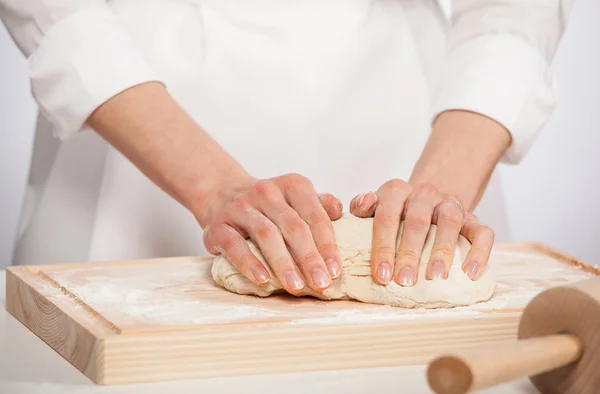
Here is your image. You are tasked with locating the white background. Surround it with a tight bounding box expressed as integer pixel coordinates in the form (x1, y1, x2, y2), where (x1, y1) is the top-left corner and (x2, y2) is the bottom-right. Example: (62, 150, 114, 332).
(1, 0, 599, 268)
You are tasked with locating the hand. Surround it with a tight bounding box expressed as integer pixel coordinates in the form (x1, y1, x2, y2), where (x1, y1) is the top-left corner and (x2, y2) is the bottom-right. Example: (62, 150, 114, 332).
(198, 173, 343, 294)
(349, 180, 494, 286)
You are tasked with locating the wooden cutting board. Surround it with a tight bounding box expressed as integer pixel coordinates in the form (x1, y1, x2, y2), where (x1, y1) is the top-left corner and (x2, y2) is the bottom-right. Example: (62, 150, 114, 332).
(5, 242, 598, 385)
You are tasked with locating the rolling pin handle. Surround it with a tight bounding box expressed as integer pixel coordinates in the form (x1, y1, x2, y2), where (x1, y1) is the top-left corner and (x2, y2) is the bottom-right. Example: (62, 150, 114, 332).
(427, 333, 583, 394)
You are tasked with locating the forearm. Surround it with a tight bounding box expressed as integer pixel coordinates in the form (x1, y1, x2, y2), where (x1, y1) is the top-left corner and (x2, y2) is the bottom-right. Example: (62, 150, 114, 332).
(86, 82, 249, 225)
(409, 110, 511, 211)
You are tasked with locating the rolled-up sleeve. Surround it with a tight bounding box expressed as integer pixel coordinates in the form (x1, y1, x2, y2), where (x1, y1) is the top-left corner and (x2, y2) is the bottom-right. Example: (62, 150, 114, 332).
(432, 0, 573, 164)
(0, 0, 162, 139)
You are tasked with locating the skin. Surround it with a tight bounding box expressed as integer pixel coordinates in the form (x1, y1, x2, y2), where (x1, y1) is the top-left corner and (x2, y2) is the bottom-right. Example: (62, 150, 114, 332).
(87, 82, 343, 294)
(87, 82, 508, 293)
(350, 110, 510, 285)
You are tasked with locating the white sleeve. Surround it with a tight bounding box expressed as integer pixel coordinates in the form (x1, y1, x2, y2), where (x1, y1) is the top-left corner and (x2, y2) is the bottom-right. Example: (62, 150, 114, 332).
(0, 0, 162, 140)
(432, 0, 573, 164)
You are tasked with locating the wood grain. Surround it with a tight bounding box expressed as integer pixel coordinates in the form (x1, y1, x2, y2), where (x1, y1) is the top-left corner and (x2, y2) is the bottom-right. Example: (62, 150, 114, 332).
(5, 242, 598, 385)
(427, 334, 583, 393)
(5, 268, 108, 382)
(427, 274, 600, 394)
(520, 277, 600, 394)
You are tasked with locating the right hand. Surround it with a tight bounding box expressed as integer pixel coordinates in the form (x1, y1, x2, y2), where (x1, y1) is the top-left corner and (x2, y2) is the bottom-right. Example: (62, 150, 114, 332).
(198, 173, 343, 294)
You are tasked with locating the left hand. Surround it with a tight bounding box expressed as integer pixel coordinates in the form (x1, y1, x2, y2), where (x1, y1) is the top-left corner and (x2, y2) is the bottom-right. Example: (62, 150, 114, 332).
(349, 179, 494, 286)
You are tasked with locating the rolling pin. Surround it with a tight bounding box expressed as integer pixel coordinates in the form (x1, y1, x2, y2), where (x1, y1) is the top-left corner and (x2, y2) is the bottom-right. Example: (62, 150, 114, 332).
(427, 275, 600, 394)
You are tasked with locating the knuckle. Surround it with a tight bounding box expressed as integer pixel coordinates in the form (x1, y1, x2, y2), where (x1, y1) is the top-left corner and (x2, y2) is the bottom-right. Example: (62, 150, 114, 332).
(442, 194, 463, 207)
(256, 222, 277, 240)
(269, 256, 293, 271)
(383, 178, 410, 193)
(237, 252, 259, 269)
(209, 222, 228, 238)
(305, 210, 329, 227)
(285, 217, 310, 237)
(231, 194, 250, 212)
(375, 205, 400, 227)
(221, 233, 242, 251)
(317, 240, 338, 256)
(479, 226, 495, 243)
(298, 250, 323, 266)
(374, 244, 397, 258)
(430, 244, 455, 259)
(397, 249, 419, 262)
(417, 182, 438, 196)
(405, 212, 431, 231)
(251, 181, 279, 201)
(284, 173, 310, 188)
(378, 212, 398, 228)
(438, 205, 464, 227)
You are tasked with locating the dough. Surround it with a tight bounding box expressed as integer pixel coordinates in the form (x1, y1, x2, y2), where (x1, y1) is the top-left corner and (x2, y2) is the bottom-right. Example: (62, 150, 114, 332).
(211, 214, 495, 308)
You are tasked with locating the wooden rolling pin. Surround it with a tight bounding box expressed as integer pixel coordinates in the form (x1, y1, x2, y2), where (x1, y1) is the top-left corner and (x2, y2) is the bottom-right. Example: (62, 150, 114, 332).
(427, 276, 600, 394)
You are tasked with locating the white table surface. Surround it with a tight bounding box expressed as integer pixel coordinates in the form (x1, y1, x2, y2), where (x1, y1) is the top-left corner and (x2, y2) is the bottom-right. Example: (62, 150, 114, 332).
(0, 269, 539, 394)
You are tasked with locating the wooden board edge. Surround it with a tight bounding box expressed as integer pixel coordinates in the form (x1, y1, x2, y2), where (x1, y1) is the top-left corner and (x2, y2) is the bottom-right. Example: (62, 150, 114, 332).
(498, 242, 600, 275)
(99, 313, 521, 385)
(6, 255, 212, 274)
(5, 269, 107, 384)
(5, 268, 117, 337)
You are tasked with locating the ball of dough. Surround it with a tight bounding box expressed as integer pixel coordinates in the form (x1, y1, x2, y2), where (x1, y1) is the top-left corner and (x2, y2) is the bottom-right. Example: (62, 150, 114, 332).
(211, 214, 495, 308)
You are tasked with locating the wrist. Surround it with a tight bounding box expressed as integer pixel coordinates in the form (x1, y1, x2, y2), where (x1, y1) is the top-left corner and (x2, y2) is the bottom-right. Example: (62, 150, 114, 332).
(183, 167, 255, 228)
(409, 110, 510, 211)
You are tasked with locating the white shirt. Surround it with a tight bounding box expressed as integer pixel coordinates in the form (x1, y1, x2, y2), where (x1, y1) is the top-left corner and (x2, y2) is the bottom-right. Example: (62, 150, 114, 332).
(0, 0, 572, 265)
(0, 0, 572, 162)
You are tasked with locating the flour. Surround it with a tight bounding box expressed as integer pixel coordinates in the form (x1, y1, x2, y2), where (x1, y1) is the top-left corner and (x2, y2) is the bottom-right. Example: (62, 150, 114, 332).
(38, 246, 595, 330)
(44, 262, 284, 327)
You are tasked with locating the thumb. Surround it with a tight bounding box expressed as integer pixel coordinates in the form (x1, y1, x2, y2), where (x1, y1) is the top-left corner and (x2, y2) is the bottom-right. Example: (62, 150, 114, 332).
(318, 193, 343, 220)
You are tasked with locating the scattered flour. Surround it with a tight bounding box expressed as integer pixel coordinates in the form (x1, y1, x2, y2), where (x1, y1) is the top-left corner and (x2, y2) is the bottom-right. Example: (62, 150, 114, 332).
(38, 247, 595, 329)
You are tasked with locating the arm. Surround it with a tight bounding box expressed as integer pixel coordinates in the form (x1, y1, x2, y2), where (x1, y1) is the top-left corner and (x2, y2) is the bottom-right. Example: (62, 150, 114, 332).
(351, 0, 573, 286)
(412, 0, 574, 210)
(86, 83, 344, 292)
(85, 82, 250, 226)
(0, 0, 243, 223)
(1, 1, 342, 293)
(409, 110, 510, 211)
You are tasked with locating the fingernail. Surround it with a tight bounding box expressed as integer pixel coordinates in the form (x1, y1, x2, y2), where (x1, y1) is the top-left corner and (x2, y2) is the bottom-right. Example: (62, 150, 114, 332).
(311, 268, 331, 289)
(355, 193, 366, 208)
(377, 262, 393, 284)
(286, 272, 305, 291)
(397, 266, 415, 287)
(325, 258, 340, 279)
(430, 261, 446, 280)
(253, 267, 270, 284)
(464, 262, 479, 280)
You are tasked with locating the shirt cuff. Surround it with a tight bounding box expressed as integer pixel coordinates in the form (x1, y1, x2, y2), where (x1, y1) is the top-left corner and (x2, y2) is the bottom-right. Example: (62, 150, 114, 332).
(432, 35, 557, 164)
(28, 7, 162, 140)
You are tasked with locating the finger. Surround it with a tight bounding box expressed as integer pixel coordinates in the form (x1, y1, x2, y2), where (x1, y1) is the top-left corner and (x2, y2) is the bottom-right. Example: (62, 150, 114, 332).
(229, 198, 307, 294)
(252, 184, 335, 290)
(426, 197, 464, 281)
(274, 174, 342, 289)
(252, 177, 341, 291)
(396, 183, 442, 284)
(318, 193, 343, 220)
(204, 222, 271, 286)
(371, 180, 411, 285)
(460, 213, 495, 280)
(350, 191, 378, 218)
